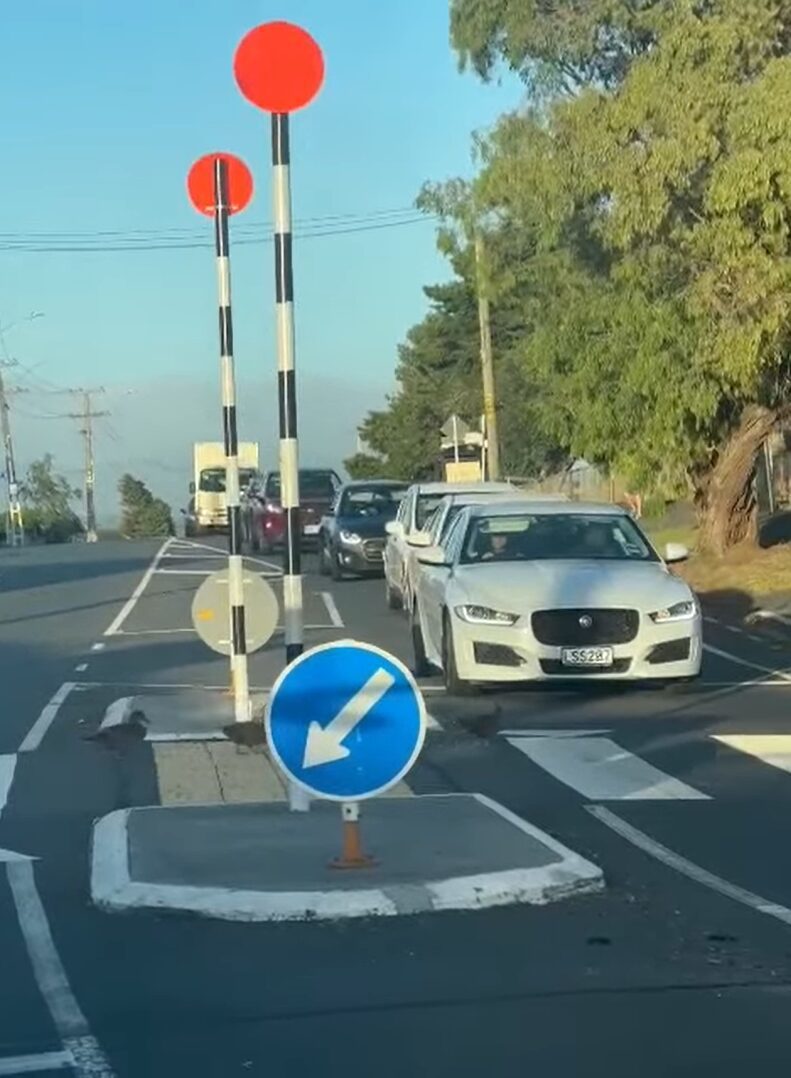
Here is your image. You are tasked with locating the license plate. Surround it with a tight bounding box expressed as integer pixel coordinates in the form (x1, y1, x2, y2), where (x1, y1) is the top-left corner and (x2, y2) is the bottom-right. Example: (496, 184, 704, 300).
(561, 647, 613, 668)
(303, 523, 320, 535)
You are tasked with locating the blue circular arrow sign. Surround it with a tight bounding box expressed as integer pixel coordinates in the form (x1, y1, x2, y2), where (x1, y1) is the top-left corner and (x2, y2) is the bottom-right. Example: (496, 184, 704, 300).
(266, 640, 427, 801)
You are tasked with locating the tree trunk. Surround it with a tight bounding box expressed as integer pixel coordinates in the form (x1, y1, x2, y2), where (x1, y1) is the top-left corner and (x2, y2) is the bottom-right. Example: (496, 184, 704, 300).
(696, 405, 777, 556)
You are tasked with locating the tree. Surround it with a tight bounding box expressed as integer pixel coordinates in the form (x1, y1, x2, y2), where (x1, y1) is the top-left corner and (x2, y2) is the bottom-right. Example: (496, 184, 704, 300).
(119, 474, 174, 538)
(21, 454, 83, 542)
(343, 453, 392, 480)
(451, 0, 791, 552)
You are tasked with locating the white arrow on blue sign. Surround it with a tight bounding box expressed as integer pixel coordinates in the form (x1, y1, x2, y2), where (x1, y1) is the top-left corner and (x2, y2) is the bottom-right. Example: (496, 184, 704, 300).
(265, 640, 427, 801)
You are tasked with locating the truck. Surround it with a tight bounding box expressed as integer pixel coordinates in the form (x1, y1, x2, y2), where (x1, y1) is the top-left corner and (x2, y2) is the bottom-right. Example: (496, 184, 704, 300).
(189, 442, 260, 534)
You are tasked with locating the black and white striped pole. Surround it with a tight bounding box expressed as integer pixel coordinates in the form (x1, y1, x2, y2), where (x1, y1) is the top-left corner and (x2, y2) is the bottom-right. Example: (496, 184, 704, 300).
(187, 151, 255, 723)
(234, 22, 325, 670)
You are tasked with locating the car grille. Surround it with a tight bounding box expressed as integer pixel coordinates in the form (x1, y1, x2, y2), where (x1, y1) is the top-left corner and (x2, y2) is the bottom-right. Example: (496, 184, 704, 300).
(532, 609, 639, 646)
(540, 658, 632, 676)
(647, 638, 691, 665)
(362, 539, 385, 562)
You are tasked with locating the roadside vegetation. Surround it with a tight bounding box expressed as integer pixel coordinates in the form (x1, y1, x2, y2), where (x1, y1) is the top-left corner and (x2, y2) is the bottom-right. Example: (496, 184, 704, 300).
(351, 2, 791, 565)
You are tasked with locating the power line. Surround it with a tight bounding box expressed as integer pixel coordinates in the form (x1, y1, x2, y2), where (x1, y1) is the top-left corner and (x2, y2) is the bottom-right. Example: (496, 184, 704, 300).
(0, 214, 432, 254)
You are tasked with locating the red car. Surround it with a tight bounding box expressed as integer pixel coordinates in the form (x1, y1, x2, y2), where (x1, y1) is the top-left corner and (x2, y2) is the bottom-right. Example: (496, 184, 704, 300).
(244, 468, 341, 553)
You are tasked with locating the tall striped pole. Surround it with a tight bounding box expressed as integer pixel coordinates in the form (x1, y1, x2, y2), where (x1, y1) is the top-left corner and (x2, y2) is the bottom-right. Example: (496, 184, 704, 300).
(272, 113, 303, 667)
(213, 157, 251, 724)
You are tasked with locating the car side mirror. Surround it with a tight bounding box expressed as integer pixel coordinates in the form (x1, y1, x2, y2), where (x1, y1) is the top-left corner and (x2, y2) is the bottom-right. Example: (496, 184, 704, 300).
(665, 542, 689, 564)
(418, 546, 450, 567)
(408, 530, 431, 548)
(385, 521, 404, 538)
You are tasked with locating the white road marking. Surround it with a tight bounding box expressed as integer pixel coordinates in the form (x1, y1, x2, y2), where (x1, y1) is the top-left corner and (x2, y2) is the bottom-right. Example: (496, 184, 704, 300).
(0, 755, 16, 815)
(425, 712, 440, 730)
(113, 624, 340, 636)
(154, 567, 282, 579)
(18, 683, 76, 754)
(90, 643, 105, 652)
(751, 609, 791, 627)
(714, 734, 791, 775)
(589, 805, 791, 926)
(0, 1051, 73, 1074)
(103, 538, 171, 636)
(320, 591, 344, 628)
(507, 735, 709, 800)
(704, 643, 791, 682)
(303, 667, 396, 768)
(75, 663, 88, 672)
(6, 859, 116, 1076)
(499, 729, 612, 739)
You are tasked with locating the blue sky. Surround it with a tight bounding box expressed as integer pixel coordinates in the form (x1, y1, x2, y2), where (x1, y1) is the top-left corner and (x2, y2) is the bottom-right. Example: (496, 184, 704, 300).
(1, 0, 521, 516)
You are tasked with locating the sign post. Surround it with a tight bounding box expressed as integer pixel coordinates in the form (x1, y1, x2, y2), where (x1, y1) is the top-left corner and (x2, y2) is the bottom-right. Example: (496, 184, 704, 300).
(233, 21, 325, 671)
(266, 641, 427, 866)
(187, 151, 255, 723)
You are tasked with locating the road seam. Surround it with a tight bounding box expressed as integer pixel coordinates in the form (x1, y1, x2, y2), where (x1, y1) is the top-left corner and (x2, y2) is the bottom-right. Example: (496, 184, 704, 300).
(588, 805, 791, 927)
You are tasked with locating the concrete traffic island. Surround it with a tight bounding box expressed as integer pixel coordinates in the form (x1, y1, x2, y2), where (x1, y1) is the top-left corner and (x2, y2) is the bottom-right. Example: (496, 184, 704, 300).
(91, 794, 604, 922)
(98, 690, 269, 743)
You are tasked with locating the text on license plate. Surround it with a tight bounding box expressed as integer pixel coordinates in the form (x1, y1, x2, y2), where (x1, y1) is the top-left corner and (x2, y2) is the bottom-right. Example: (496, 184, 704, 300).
(303, 523, 320, 535)
(561, 647, 613, 668)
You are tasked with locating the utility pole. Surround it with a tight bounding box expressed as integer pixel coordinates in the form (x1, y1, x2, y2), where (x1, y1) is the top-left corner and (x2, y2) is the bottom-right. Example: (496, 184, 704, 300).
(60, 389, 109, 543)
(474, 231, 501, 481)
(0, 362, 24, 546)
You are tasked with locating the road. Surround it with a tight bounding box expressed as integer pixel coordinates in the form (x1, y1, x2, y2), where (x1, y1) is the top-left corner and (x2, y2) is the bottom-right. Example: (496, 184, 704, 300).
(2, 536, 791, 1075)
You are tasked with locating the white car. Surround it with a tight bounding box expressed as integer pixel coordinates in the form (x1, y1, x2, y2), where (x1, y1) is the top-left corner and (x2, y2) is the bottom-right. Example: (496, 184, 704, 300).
(411, 500, 702, 694)
(402, 491, 568, 615)
(383, 480, 515, 610)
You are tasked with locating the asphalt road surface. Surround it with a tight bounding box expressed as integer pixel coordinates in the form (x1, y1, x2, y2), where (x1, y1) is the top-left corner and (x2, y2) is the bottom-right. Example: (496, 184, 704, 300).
(3, 535, 791, 1075)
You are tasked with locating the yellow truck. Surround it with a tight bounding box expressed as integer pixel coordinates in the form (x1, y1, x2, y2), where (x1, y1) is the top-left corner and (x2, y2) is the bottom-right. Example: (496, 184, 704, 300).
(189, 441, 259, 533)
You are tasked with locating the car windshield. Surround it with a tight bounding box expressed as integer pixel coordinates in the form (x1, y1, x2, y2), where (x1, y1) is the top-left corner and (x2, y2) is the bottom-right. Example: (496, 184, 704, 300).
(265, 472, 337, 500)
(199, 468, 257, 493)
(339, 487, 406, 518)
(460, 512, 658, 565)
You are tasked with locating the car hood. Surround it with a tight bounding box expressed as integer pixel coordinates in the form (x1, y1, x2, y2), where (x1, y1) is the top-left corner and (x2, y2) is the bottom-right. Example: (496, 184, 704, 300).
(335, 515, 391, 538)
(451, 559, 694, 613)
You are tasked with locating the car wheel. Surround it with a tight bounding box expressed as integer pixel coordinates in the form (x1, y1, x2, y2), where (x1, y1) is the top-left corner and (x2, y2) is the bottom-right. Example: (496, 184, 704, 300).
(331, 550, 344, 582)
(385, 577, 402, 611)
(442, 613, 477, 697)
(318, 541, 331, 576)
(411, 605, 432, 678)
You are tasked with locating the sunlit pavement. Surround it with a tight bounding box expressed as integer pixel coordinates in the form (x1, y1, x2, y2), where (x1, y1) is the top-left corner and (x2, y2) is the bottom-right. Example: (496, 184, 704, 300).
(2, 539, 791, 1075)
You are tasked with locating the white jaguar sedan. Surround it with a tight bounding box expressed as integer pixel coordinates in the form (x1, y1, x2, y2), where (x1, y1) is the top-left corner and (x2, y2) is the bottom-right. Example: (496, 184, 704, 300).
(411, 500, 702, 694)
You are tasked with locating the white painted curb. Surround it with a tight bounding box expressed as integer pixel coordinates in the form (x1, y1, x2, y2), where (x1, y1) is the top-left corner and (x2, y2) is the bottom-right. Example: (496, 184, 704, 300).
(99, 697, 136, 732)
(90, 797, 604, 923)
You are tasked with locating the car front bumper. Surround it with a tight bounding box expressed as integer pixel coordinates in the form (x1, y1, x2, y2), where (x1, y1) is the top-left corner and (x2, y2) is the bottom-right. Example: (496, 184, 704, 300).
(451, 611, 703, 683)
(337, 541, 386, 575)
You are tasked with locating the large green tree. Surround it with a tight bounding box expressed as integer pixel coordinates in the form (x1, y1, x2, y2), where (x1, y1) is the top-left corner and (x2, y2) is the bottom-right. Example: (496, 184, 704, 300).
(21, 454, 83, 542)
(119, 474, 173, 538)
(451, 0, 791, 553)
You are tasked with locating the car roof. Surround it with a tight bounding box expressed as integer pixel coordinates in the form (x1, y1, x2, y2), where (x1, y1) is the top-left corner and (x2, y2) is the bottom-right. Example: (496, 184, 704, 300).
(463, 499, 629, 518)
(434, 491, 524, 509)
(341, 479, 408, 490)
(411, 481, 515, 495)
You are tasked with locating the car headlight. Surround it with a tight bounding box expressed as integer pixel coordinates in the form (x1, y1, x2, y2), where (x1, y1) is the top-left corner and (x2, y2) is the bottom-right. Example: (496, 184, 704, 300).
(649, 599, 698, 624)
(455, 605, 519, 626)
(340, 530, 362, 545)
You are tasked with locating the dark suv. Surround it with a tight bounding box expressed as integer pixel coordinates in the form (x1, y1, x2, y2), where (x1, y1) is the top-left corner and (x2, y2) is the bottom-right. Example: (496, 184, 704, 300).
(244, 468, 341, 553)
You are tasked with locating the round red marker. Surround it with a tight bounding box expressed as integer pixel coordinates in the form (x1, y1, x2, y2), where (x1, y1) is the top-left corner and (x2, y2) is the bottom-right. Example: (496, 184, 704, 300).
(186, 153, 254, 217)
(234, 21, 325, 114)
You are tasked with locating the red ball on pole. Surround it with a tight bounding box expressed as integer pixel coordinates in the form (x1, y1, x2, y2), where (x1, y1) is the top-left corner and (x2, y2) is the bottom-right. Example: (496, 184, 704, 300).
(233, 21, 325, 114)
(186, 153, 254, 216)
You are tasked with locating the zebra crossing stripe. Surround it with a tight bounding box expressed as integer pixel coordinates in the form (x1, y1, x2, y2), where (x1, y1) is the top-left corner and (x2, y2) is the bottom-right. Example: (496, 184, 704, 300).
(714, 734, 791, 775)
(506, 735, 710, 800)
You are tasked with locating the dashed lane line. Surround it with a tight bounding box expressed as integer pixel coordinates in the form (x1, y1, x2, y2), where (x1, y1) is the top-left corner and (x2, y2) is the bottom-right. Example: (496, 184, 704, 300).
(703, 642, 791, 682)
(320, 591, 344, 628)
(18, 683, 77, 754)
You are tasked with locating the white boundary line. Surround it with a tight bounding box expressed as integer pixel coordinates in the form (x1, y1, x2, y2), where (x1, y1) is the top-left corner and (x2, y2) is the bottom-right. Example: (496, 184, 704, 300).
(0, 1051, 73, 1074)
(103, 538, 171, 637)
(18, 683, 77, 754)
(320, 591, 344, 628)
(588, 805, 791, 927)
(703, 643, 791, 682)
(0, 755, 16, 816)
(6, 860, 115, 1076)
